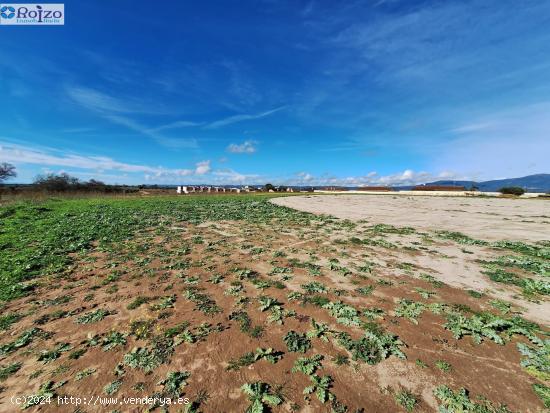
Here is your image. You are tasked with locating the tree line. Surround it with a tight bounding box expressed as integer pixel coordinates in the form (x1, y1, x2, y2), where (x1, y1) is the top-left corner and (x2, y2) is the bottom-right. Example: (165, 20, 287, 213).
(0, 163, 137, 193)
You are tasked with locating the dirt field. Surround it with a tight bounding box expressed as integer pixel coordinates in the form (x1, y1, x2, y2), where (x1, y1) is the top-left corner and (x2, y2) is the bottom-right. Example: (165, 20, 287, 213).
(272, 194, 550, 242)
(273, 194, 550, 324)
(0, 196, 548, 412)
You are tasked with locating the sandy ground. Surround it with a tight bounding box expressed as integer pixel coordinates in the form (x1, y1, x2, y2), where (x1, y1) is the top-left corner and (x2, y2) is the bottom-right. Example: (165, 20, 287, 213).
(272, 194, 550, 242)
(273, 194, 550, 325)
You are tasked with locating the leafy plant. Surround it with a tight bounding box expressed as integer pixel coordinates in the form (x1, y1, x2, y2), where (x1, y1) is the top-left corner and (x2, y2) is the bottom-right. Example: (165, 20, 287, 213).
(123, 337, 174, 372)
(395, 300, 425, 324)
(76, 308, 113, 324)
(102, 331, 127, 351)
(363, 307, 385, 320)
(258, 296, 280, 312)
(489, 300, 512, 315)
(254, 347, 283, 364)
(419, 274, 444, 288)
(283, 331, 312, 353)
(436, 231, 488, 246)
(229, 310, 264, 338)
(435, 360, 452, 372)
(0, 362, 22, 381)
(323, 301, 361, 326)
(184, 287, 221, 315)
(336, 330, 406, 364)
(0, 313, 22, 331)
(414, 288, 435, 299)
(227, 352, 257, 371)
(75, 367, 96, 381)
(69, 348, 87, 360)
(227, 348, 283, 371)
(355, 285, 375, 295)
(444, 312, 542, 345)
(0, 327, 48, 356)
(151, 295, 176, 310)
(301, 281, 327, 294)
(532, 383, 550, 409)
(241, 382, 282, 413)
(434, 386, 513, 413)
(22, 380, 66, 409)
(307, 319, 331, 342)
(127, 296, 151, 310)
(517, 340, 550, 381)
(395, 389, 417, 412)
(303, 375, 334, 403)
(333, 354, 349, 366)
(104, 379, 122, 395)
(467, 290, 483, 298)
(159, 371, 190, 398)
(292, 354, 323, 375)
(130, 319, 154, 339)
(37, 342, 71, 364)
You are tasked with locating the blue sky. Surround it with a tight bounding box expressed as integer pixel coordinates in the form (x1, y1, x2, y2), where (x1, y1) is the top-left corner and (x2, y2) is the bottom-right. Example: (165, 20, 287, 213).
(1, 0, 549, 185)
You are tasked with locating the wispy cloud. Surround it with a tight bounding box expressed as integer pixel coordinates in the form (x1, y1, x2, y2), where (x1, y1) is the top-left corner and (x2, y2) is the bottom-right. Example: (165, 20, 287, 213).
(226, 140, 258, 154)
(148, 120, 203, 133)
(450, 122, 495, 134)
(66, 86, 163, 114)
(204, 107, 286, 129)
(150, 106, 285, 134)
(435, 102, 550, 180)
(105, 114, 198, 149)
(0, 141, 208, 177)
(66, 86, 197, 149)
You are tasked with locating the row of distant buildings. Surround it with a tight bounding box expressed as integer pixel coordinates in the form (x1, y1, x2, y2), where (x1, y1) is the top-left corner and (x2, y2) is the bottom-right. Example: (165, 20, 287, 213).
(176, 185, 315, 194)
(176, 184, 469, 194)
(319, 185, 468, 192)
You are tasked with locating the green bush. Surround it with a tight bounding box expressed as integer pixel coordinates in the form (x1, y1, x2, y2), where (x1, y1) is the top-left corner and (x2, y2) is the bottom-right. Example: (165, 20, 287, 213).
(499, 186, 525, 196)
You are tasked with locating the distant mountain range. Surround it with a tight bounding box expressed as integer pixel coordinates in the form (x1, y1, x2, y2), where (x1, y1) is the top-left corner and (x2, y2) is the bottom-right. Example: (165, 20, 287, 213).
(414, 173, 550, 193)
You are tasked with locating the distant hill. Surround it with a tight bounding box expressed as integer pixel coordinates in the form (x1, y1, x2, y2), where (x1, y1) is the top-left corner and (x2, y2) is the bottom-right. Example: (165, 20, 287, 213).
(425, 174, 550, 193)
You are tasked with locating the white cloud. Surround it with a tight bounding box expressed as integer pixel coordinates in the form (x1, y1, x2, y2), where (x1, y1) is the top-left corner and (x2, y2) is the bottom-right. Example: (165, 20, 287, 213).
(195, 160, 211, 175)
(285, 169, 463, 186)
(226, 140, 257, 154)
(212, 169, 261, 184)
(0, 140, 267, 185)
(296, 172, 314, 183)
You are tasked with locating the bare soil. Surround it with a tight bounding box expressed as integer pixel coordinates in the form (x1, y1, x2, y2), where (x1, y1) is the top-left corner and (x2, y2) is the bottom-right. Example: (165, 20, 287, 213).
(272, 194, 550, 242)
(0, 204, 548, 412)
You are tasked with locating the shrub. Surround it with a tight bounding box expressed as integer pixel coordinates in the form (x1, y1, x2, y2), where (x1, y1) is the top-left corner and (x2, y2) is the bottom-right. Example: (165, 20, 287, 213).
(499, 187, 525, 196)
